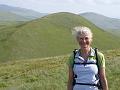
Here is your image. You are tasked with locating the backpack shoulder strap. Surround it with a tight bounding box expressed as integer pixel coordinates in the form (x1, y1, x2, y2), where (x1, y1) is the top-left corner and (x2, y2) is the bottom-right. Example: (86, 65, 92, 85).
(72, 49, 78, 85)
(73, 49, 78, 59)
(94, 48, 99, 69)
(94, 48, 103, 89)
(72, 49, 78, 68)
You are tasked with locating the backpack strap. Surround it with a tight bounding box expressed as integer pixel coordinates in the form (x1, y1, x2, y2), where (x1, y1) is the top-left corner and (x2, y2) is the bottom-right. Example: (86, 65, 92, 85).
(72, 49, 78, 67)
(72, 49, 78, 85)
(94, 48, 103, 89)
(94, 48, 99, 69)
(73, 49, 78, 59)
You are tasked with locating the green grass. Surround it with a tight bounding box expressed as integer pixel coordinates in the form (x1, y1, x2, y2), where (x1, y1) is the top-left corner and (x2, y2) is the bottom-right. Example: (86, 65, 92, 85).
(0, 55, 68, 90)
(0, 49, 120, 90)
(104, 29, 120, 37)
(0, 12, 120, 61)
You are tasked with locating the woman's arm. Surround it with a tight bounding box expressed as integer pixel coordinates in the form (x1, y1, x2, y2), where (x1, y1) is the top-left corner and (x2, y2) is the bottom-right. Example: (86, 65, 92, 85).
(99, 67, 108, 90)
(67, 66, 74, 90)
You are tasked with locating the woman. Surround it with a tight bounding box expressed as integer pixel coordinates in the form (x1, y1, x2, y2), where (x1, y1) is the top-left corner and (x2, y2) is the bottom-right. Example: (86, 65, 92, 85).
(67, 26, 108, 90)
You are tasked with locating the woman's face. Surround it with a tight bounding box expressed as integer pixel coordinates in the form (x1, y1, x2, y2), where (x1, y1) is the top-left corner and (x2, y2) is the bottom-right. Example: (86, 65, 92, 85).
(77, 34, 92, 49)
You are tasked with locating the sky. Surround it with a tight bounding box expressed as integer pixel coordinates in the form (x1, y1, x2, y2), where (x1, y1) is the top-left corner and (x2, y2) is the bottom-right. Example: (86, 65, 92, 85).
(0, 0, 120, 19)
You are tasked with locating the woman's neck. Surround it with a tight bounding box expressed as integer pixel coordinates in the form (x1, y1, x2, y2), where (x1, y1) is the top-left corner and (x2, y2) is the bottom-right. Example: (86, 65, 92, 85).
(80, 47, 91, 60)
(81, 47, 91, 54)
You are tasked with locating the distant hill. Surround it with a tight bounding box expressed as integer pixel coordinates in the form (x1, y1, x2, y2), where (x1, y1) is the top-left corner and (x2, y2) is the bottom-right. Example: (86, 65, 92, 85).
(80, 12, 120, 30)
(0, 11, 29, 21)
(80, 12, 120, 37)
(0, 4, 47, 21)
(0, 12, 120, 61)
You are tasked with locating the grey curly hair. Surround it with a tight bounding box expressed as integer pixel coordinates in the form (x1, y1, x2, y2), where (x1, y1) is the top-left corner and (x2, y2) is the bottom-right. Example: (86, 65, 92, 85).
(72, 26, 93, 38)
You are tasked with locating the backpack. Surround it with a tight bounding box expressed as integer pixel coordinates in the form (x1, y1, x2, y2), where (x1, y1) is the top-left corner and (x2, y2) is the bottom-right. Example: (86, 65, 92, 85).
(72, 48, 102, 90)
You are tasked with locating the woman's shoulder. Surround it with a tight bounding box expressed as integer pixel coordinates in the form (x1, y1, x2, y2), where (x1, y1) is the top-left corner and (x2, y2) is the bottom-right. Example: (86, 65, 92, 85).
(96, 50, 105, 68)
(91, 48, 104, 58)
(67, 53, 74, 67)
(97, 50, 105, 59)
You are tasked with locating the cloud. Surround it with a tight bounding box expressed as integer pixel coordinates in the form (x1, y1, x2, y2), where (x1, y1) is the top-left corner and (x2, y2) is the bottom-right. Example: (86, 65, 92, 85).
(65, 0, 120, 5)
(93, 0, 120, 5)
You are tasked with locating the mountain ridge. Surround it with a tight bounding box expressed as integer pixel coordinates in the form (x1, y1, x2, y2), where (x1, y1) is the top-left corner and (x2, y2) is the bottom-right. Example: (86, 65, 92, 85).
(80, 12, 120, 30)
(0, 4, 48, 21)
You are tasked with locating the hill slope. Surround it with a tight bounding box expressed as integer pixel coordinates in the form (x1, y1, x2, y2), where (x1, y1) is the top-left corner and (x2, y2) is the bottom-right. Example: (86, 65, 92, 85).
(80, 12, 120, 36)
(0, 12, 120, 61)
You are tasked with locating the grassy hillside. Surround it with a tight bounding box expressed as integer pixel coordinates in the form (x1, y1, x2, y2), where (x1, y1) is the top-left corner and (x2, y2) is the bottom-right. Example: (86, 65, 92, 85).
(0, 12, 120, 61)
(0, 50, 120, 90)
(105, 29, 120, 37)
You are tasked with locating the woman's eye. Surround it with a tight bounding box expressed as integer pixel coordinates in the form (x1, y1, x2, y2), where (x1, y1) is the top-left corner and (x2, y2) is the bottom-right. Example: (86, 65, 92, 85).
(85, 37, 89, 40)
